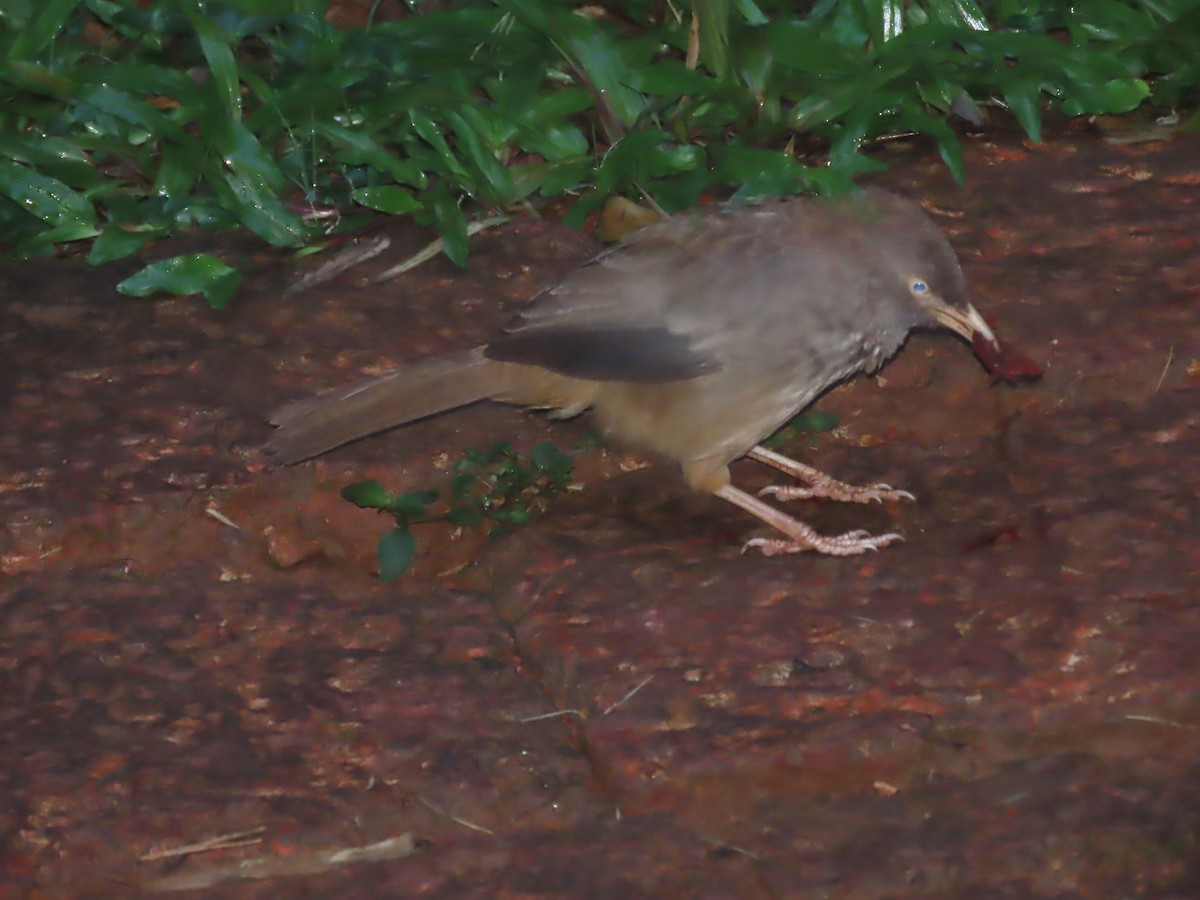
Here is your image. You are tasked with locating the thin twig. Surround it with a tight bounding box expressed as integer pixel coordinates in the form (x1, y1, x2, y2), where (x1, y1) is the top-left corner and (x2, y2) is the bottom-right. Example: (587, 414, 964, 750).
(1155, 345, 1174, 393)
(205, 506, 241, 530)
(286, 236, 391, 296)
(603, 675, 653, 715)
(1124, 714, 1194, 729)
(140, 827, 266, 862)
(519, 708, 587, 723)
(696, 834, 760, 860)
(418, 795, 495, 835)
(146, 833, 418, 892)
(373, 215, 509, 282)
(631, 183, 669, 219)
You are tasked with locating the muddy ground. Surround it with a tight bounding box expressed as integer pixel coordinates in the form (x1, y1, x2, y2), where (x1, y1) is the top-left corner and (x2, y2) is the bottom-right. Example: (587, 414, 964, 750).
(2, 122, 1198, 897)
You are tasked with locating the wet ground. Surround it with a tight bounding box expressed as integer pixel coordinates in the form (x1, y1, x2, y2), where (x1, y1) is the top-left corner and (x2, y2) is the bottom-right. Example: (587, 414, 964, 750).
(2, 122, 1198, 897)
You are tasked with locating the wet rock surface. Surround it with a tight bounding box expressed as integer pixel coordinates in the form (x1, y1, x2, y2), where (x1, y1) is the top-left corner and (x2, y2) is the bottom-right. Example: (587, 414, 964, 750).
(2, 124, 1198, 896)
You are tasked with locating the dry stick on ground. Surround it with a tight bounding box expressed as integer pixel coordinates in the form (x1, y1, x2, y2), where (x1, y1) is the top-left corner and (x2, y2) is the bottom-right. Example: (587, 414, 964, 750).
(145, 833, 419, 892)
(139, 827, 267, 862)
(417, 795, 495, 836)
(286, 236, 392, 296)
(373, 215, 510, 282)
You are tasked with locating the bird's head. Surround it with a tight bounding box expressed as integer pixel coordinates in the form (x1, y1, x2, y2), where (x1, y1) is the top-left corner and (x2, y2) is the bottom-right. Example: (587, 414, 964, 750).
(902, 235, 999, 357)
(871, 203, 1041, 383)
(860, 192, 1001, 361)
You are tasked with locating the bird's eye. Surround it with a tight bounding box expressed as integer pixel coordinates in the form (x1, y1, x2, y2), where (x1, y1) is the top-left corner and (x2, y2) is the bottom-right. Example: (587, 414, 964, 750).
(909, 278, 929, 295)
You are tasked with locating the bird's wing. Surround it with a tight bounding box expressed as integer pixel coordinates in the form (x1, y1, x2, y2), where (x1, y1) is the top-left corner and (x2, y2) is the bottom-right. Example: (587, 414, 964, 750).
(485, 214, 721, 383)
(486, 198, 892, 384)
(485, 325, 717, 383)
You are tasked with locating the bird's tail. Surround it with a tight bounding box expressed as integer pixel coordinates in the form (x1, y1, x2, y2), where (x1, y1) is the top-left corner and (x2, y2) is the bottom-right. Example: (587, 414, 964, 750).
(267, 347, 495, 463)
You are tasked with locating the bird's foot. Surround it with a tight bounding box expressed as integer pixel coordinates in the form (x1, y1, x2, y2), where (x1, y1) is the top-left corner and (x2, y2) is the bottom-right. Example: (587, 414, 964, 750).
(714, 482, 906, 558)
(746, 445, 915, 505)
(744, 529, 903, 557)
(759, 480, 915, 505)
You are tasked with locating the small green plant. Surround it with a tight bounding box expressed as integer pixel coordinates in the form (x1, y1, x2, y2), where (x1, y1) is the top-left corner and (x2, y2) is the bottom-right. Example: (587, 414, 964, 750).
(764, 409, 839, 449)
(341, 440, 575, 581)
(3, 1, 1197, 305)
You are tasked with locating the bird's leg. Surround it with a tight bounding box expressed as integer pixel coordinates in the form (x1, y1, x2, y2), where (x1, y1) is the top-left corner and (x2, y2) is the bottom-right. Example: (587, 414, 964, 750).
(714, 483, 903, 557)
(746, 445, 916, 505)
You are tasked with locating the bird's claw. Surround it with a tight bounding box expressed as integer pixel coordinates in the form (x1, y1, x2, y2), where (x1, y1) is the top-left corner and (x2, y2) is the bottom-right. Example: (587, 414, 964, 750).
(743, 530, 903, 557)
(758, 483, 915, 505)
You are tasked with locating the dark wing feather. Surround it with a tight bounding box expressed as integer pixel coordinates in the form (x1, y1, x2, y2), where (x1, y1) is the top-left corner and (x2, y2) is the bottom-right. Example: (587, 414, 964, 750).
(485, 326, 718, 383)
(484, 214, 723, 383)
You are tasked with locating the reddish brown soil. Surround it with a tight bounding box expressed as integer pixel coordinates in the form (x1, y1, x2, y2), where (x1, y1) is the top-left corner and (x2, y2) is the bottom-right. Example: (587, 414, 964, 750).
(2, 123, 1198, 897)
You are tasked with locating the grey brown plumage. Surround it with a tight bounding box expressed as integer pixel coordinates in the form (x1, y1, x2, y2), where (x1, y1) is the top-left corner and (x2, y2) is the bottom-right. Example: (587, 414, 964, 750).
(268, 190, 1002, 556)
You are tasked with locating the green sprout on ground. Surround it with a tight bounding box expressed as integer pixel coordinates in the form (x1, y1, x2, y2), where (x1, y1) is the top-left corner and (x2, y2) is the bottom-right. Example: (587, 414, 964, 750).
(764, 409, 840, 449)
(341, 440, 575, 581)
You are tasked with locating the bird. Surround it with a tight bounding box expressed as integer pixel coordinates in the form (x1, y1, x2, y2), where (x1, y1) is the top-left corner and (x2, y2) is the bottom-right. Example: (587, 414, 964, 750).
(268, 189, 1008, 556)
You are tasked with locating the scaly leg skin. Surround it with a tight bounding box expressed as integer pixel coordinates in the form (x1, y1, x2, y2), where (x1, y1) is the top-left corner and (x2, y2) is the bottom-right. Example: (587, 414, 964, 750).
(715, 483, 903, 557)
(746, 445, 916, 505)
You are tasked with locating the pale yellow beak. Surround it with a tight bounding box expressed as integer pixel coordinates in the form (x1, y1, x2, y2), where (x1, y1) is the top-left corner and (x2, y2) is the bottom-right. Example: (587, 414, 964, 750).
(931, 301, 999, 350)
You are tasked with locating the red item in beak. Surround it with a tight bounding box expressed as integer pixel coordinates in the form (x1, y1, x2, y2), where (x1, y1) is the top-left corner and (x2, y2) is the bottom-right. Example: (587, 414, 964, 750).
(971, 330, 1043, 384)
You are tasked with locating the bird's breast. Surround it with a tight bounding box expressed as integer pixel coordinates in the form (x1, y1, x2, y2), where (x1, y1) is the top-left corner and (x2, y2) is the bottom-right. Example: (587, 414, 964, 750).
(586, 334, 879, 471)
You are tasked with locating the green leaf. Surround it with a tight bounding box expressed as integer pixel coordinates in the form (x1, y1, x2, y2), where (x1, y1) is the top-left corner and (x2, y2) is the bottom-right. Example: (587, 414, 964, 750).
(387, 490, 439, 517)
(787, 410, 838, 432)
(626, 61, 720, 96)
(562, 192, 606, 229)
(316, 121, 426, 188)
(116, 254, 239, 305)
(73, 61, 206, 110)
(731, 28, 773, 94)
(430, 187, 469, 268)
(511, 158, 593, 200)
(863, 0, 906, 45)
(182, 7, 242, 119)
(77, 84, 186, 143)
(767, 22, 859, 76)
(1060, 78, 1151, 116)
(446, 107, 517, 204)
(450, 472, 477, 498)
(407, 111, 471, 180)
(25, 221, 101, 246)
(594, 130, 702, 197)
(513, 85, 594, 124)
(352, 186, 421, 215)
(203, 268, 242, 310)
(377, 528, 416, 582)
(529, 442, 573, 475)
(0, 160, 95, 228)
(694, 0, 731, 79)
(0, 133, 95, 184)
(711, 142, 816, 199)
(444, 507, 486, 526)
(8, 0, 77, 59)
(342, 480, 395, 509)
(1003, 79, 1043, 142)
(155, 141, 203, 199)
(906, 112, 965, 184)
(496, 0, 649, 129)
(89, 227, 157, 264)
(0, 58, 75, 96)
(168, 198, 239, 231)
(496, 508, 532, 525)
(218, 120, 287, 195)
(210, 169, 308, 247)
(922, 0, 989, 31)
(732, 0, 769, 27)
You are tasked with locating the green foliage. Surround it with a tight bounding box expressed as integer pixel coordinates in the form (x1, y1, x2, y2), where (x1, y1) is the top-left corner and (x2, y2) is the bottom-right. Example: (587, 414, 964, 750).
(116, 252, 242, 308)
(764, 409, 839, 448)
(341, 440, 575, 580)
(0, 0, 1195, 302)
